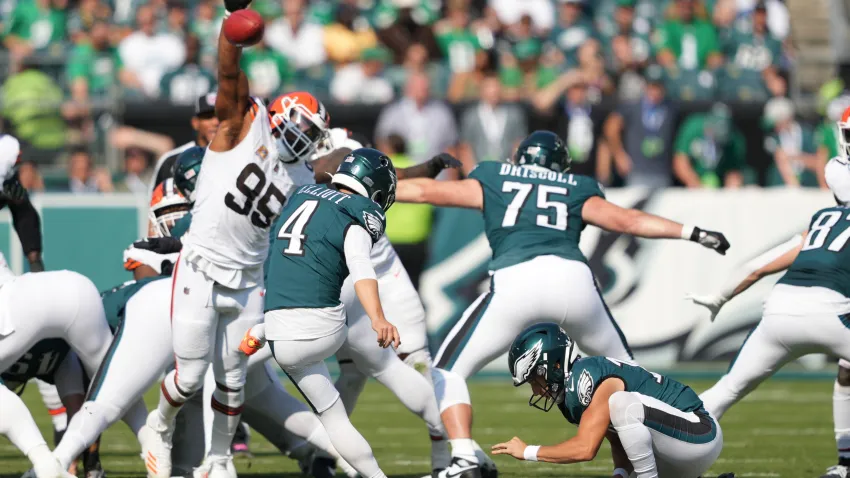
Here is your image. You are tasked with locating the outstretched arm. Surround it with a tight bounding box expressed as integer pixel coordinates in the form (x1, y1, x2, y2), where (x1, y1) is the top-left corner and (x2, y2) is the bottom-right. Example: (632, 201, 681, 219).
(396, 178, 483, 209)
(209, 6, 251, 152)
(581, 196, 730, 254)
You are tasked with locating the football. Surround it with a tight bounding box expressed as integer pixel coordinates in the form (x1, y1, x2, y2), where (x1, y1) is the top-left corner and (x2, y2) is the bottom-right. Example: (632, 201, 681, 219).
(222, 9, 264, 47)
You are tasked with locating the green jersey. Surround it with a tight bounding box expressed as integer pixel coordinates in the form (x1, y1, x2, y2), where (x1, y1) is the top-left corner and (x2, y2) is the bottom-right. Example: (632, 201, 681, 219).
(435, 26, 480, 73)
(673, 114, 746, 187)
(1, 339, 70, 386)
(240, 48, 292, 98)
(724, 30, 781, 73)
(469, 161, 604, 272)
(66, 44, 123, 96)
(101, 276, 167, 329)
(779, 206, 850, 297)
(3, 1, 66, 51)
(265, 184, 386, 311)
(548, 19, 596, 64)
(159, 64, 217, 105)
(653, 19, 720, 70)
(560, 356, 712, 443)
(816, 122, 840, 159)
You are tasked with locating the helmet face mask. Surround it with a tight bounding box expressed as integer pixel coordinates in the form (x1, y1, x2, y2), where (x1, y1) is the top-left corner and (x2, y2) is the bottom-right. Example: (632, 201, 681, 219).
(508, 322, 577, 413)
(269, 93, 329, 164)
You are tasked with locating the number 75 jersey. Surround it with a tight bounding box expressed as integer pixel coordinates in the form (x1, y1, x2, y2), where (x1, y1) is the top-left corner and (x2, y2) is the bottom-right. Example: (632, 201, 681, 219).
(779, 205, 850, 298)
(469, 161, 605, 272)
(181, 99, 314, 285)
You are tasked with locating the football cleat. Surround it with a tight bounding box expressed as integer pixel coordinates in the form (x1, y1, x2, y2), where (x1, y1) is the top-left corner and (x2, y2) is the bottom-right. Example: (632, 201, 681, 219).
(191, 455, 235, 478)
(139, 411, 174, 478)
(297, 451, 336, 478)
(29, 458, 76, 478)
(433, 457, 481, 478)
(474, 443, 498, 478)
(85, 463, 107, 478)
(239, 328, 265, 356)
(821, 465, 849, 478)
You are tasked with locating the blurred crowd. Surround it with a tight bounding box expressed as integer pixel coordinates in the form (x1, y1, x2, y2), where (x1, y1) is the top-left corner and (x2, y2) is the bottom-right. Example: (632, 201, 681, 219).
(1, 0, 847, 193)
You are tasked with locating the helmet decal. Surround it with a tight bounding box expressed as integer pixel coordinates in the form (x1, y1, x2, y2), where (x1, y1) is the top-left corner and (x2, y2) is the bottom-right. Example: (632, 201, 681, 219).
(512, 339, 543, 385)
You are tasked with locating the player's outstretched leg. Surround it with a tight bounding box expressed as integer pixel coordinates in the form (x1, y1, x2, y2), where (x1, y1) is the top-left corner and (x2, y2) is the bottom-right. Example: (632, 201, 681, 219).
(822, 362, 850, 478)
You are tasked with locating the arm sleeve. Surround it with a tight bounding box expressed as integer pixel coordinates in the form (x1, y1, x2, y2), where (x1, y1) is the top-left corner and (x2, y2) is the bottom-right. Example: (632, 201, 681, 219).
(8, 197, 42, 254)
(344, 224, 377, 283)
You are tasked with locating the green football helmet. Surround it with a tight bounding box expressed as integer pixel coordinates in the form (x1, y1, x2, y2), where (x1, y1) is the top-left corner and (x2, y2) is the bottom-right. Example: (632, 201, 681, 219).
(508, 322, 578, 412)
(511, 130, 571, 172)
(172, 146, 205, 203)
(331, 147, 397, 211)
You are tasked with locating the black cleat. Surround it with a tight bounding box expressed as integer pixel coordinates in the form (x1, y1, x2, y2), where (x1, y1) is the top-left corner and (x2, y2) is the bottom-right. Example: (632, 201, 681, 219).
(433, 458, 482, 478)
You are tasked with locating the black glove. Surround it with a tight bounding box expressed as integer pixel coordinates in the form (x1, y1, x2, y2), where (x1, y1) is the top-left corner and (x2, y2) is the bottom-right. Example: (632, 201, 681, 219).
(688, 227, 730, 255)
(2, 173, 26, 202)
(161, 259, 176, 276)
(224, 0, 251, 13)
(431, 152, 462, 170)
(133, 237, 183, 255)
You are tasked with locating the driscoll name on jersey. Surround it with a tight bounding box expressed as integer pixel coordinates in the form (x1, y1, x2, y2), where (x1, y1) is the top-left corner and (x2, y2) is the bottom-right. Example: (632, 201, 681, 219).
(299, 184, 349, 204)
(498, 163, 578, 185)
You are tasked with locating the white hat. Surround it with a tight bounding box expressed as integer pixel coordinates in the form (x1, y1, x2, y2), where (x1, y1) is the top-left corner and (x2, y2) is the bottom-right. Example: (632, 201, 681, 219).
(0, 135, 21, 181)
(825, 157, 850, 204)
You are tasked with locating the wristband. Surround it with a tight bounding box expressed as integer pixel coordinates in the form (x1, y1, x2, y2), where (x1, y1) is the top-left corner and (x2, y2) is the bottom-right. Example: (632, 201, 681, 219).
(613, 468, 629, 478)
(680, 224, 696, 241)
(523, 445, 540, 462)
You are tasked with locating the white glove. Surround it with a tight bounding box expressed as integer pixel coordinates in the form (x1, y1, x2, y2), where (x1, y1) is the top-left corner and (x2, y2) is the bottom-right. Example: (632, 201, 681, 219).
(684, 293, 728, 322)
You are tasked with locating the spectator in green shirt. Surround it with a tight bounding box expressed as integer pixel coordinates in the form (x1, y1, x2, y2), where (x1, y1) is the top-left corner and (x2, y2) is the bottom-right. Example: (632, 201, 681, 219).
(653, 0, 723, 71)
(67, 20, 139, 103)
(160, 35, 217, 104)
(3, 0, 67, 62)
(673, 103, 746, 188)
(718, 1, 785, 102)
(240, 41, 293, 99)
(763, 96, 823, 188)
(434, 0, 481, 74)
(548, 0, 596, 66)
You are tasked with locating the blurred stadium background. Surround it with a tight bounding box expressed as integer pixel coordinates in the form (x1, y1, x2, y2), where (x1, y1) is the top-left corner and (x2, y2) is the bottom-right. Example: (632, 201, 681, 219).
(0, 0, 848, 372)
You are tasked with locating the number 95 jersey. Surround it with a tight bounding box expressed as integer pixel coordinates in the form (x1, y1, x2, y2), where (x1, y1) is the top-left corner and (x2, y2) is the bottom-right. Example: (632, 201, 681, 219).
(181, 98, 314, 288)
(469, 161, 604, 272)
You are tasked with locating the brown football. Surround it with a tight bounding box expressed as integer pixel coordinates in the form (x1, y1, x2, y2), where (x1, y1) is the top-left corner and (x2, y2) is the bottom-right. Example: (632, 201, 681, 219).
(222, 9, 264, 47)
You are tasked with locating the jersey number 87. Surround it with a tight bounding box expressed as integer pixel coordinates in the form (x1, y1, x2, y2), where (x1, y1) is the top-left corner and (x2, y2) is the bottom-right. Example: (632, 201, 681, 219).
(225, 164, 286, 228)
(802, 210, 850, 252)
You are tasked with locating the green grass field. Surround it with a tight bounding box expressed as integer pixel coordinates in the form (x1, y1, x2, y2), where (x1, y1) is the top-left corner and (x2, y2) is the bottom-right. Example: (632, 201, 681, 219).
(0, 377, 838, 477)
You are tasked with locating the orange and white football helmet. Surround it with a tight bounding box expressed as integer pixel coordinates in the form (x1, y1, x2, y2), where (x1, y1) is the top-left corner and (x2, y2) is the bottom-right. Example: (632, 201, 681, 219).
(268, 92, 330, 163)
(149, 178, 191, 237)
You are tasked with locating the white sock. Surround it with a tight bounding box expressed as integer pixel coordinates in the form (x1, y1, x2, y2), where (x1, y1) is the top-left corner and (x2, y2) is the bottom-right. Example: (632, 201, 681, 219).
(609, 391, 657, 478)
(834, 380, 850, 461)
(209, 385, 244, 456)
(0, 386, 49, 456)
(375, 360, 446, 439)
(53, 402, 109, 469)
(449, 438, 477, 462)
(334, 360, 368, 416)
(317, 398, 383, 477)
(36, 380, 67, 433)
(698, 375, 737, 420)
(158, 370, 191, 424)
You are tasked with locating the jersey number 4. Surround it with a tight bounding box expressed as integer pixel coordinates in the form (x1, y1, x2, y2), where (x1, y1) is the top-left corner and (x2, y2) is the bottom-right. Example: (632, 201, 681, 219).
(277, 200, 319, 256)
(501, 182, 569, 230)
(225, 164, 286, 228)
(802, 211, 850, 252)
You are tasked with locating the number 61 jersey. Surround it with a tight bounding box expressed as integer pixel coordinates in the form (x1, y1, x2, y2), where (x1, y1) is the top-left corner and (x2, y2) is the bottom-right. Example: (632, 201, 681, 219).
(469, 161, 605, 272)
(181, 98, 314, 289)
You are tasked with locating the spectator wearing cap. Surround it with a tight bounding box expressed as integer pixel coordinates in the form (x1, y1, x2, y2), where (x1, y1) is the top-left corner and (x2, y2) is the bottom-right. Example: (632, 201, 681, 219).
(240, 40, 293, 99)
(150, 93, 219, 189)
(159, 34, 217, 104)
(265, 0, 327, 70)
(331, 46, 395, 104)
(323, 2, 378, 65)
(2, 0, 67, 63)
(67, 20, 141, 103)
(718, 0, 785, 102)
(763, 97, 823, 188)
(672, 104, 746, 188)
(375, 71, 458, 167)
(458, 73, 527, 172)
(547, 0, 595, 66)
(600, 65, 678, 188)
(653, 0, 722, 71)
(118, 4, 186, 97)
(488, 0, 554, 32)
(498, 15, 553, 100)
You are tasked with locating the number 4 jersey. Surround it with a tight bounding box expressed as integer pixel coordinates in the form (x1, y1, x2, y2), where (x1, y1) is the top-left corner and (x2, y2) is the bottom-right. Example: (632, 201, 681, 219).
(469, 161, 604, 272)
(180, 98, 314, 288)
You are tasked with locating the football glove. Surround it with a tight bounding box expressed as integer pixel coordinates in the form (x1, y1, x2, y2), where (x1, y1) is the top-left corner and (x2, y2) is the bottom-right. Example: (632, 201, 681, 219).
(684, 293, 728, 322)
(224, 0, 251, 13)
(431, 152, 462, 170)
(686, 226, 730, 255)
(133, 237, 183, 255)
(2, 173, 26, 202)
(239, 325, 266, 355)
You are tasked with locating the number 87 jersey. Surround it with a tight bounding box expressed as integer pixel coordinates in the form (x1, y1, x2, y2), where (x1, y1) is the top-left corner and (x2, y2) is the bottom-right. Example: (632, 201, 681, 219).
(181, 98, 315, 288)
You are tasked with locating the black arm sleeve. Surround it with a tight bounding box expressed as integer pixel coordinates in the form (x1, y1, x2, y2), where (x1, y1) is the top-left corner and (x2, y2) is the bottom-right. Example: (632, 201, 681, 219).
(8, 197, 42, 254)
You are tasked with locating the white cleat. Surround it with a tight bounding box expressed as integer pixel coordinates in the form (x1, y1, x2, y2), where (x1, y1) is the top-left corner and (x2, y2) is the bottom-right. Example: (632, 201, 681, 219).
(30, 458, 76, 478)
(192, 455, 236, 478)
(139, 411, 174, 478)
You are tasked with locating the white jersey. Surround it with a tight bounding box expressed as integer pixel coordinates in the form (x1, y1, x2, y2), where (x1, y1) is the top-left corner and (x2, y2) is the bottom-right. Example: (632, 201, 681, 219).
(181, 99, 309, 289)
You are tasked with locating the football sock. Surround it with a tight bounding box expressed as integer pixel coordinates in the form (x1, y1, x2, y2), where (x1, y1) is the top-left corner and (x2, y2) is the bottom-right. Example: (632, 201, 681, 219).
(834, 380, 850, 462)
(449, 438, 478, 463)
(334, 360, 368, 415)
(609, 391, 658, 478)
(209, 384, 244, 457)
(158, 370, 191, 425)
(317, 397, 383, 477)
(0, 386, 49, 456)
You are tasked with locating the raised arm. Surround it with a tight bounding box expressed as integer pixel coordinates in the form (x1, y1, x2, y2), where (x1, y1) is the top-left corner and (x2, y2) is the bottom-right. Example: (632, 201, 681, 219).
(396, 178, 483, 209)
(687, 233, 804, 321)
(209, 3, 252, 152)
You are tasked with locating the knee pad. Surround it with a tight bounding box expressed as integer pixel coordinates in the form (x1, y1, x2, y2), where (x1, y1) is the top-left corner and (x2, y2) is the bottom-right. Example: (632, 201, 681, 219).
(608, 391, 644, 429)
(401, 348, 432, 377)
(431, 368, 470, 413)
(839, 364, 850, 386)
(211, 383, 244, 416)
(174, 358, 211, 394)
